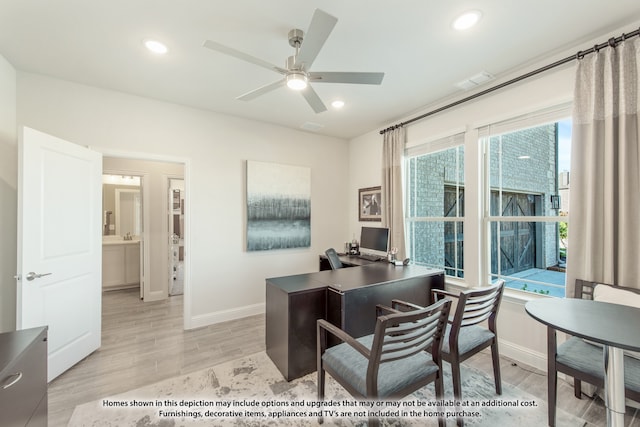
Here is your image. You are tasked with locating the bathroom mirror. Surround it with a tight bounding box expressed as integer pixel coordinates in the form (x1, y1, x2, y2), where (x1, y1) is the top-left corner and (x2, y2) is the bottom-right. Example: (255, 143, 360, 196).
(102, 175, 142, 237)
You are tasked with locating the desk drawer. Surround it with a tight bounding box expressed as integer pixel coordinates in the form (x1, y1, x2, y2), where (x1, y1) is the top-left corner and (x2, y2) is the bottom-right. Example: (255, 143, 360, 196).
(0, 330, 47, 427)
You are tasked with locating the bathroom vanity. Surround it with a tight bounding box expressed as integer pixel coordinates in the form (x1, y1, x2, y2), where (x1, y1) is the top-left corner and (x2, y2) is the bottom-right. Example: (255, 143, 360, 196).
(102, 238, 140, 290)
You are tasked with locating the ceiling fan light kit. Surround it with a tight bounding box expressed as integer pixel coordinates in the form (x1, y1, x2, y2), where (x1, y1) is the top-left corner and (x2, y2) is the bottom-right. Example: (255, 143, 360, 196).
(286, 72, 308, 90)
(203, 8, 384, 114)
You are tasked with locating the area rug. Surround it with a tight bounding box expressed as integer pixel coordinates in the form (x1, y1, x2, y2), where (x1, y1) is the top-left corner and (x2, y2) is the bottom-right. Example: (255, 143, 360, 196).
(69, 351, 585, 426)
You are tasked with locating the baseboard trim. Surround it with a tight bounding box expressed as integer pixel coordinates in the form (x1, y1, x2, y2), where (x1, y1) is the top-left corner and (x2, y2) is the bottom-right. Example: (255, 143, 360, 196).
(499, 338, 547, 372)
(142, 290, 166, 302)
(188, 303, 265, 329)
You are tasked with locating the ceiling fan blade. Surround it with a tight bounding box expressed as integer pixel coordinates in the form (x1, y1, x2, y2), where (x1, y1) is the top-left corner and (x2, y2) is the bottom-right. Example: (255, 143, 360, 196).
(294, 9, 338, 70)
(309, 71, 385, 85)
(237, 79, 286, 101)
(203, 40, 287, 74)
(301, 85, 327, 113)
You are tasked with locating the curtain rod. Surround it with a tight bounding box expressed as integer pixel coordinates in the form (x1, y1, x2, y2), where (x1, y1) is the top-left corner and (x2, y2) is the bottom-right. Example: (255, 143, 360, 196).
(379, 28, 640, 135)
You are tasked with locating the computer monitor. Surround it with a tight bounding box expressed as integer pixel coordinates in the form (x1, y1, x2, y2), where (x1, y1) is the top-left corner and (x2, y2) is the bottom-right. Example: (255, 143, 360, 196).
(359, 226, 389, 257)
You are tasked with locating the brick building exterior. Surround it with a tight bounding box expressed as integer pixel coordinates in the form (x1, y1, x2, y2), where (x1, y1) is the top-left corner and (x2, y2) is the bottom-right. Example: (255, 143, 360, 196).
(406, 123, 560, 277)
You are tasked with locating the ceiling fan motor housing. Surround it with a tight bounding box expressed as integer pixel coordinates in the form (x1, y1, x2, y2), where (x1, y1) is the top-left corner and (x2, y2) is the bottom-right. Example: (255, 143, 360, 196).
(288, 28, 304, 48)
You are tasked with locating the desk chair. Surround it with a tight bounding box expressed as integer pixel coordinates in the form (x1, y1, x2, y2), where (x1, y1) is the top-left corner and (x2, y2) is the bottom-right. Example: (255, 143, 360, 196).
(391, 279, 505, 427)
(317, 299, 451, 427)
(324, 248, 343, 270)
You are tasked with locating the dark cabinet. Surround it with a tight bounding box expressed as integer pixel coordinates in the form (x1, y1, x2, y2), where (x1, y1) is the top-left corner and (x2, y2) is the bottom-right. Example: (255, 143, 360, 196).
(0, 327, 48, 427)
(266, 274, 327, 381)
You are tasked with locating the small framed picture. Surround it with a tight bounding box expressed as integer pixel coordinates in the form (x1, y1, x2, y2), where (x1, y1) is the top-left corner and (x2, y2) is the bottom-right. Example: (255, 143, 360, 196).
(359, 186, 382, 222)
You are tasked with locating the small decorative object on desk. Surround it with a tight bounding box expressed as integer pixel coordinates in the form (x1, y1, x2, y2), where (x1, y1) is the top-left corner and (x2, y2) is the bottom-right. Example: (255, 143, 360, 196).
(349, 238, 359, 255)
(393, 257, 410, 267)
(388, 247, 398, 262)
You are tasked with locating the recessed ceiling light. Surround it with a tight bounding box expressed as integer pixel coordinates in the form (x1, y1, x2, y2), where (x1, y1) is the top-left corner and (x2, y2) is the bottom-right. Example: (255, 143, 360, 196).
(452, 10, 482, 31)
(331, 100, 345, 109)
(144, 39, 168, 55)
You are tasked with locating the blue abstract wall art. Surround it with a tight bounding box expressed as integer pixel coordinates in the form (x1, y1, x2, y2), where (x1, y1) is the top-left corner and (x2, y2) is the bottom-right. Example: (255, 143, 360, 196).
(246, 161, 311, 251)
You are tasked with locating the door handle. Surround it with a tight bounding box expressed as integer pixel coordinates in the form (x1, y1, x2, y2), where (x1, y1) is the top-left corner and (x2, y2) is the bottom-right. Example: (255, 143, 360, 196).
(25, 272, 52, 281)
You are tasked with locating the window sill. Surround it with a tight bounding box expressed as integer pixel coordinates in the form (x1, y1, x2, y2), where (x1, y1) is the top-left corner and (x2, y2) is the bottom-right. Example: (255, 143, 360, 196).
(444, 277, 558, 305)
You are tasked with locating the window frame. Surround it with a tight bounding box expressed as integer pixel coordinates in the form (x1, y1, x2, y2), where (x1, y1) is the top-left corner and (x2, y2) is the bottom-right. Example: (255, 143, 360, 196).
(402, 103, 572, 295)
(480, 104, 572, 296)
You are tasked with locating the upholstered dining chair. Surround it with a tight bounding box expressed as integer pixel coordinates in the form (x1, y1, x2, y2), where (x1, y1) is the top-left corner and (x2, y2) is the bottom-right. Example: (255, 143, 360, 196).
(391, 279, 505, 427)
(546, 279, 640, 426)
(317, 298, 451, 427)
(324, 248, 344, 270)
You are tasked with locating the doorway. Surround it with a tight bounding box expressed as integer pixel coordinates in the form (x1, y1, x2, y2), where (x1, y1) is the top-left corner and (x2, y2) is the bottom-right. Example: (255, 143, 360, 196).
(169, 178, 185, 296)
(101, 174, 143, 295)
(102, 156, 186, 309)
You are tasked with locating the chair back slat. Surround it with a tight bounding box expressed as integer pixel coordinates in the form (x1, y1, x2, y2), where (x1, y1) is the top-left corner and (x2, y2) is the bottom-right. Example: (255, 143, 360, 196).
(460, 297, 497, 325)
(460, 310, 492, 327)
(385, 317, 439, 345)
(381, 319, 439, 362)
(370, 299, 451, 365)
(456, 281, 504, 328)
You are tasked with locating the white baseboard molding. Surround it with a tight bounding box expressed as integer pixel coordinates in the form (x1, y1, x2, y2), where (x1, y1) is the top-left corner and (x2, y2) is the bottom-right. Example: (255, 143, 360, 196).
(143, 290, 167, 302)
(498, 338, 547, 372)
(188, 303, 265, 330)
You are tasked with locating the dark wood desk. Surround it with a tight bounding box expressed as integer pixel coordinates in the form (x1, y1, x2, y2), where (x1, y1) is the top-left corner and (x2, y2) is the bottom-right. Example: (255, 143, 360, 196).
(526, 298, 640, 427)
(318, 253, 381, 271)
(266, 263, 444, 381)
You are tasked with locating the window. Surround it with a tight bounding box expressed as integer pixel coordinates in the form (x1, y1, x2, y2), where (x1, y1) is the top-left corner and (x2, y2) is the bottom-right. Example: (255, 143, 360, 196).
(403, 105, 571, 295)
(483, 115, 571, 296)
(405, 134, 465, 277)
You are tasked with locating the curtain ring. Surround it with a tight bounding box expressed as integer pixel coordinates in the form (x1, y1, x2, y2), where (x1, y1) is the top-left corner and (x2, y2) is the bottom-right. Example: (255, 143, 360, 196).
(575, 50, 583, 60)
(608, 37, 616, 48)
(594, 44, 600, 52)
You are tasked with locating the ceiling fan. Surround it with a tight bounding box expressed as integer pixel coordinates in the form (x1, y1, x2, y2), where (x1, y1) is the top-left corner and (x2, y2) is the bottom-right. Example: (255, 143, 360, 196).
(202, 9, 384, 113)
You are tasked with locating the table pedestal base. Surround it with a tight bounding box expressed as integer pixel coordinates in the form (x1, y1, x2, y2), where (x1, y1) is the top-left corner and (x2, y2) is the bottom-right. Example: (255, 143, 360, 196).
(604, 346, 625, 427)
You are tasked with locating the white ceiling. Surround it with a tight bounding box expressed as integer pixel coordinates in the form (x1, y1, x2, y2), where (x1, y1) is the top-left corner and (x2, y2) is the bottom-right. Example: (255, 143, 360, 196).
(1, 1, 640, 139)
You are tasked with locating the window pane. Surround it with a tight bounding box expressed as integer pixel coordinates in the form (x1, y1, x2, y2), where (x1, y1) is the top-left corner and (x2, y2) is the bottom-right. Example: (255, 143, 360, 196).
(407, 220, 464, 277)
(406, 145, 464, 278)
(486, 119, 572, 296)
(489, 124, 561, 216)
(489, 220, 565, 296)
(407, 147, 464, 218)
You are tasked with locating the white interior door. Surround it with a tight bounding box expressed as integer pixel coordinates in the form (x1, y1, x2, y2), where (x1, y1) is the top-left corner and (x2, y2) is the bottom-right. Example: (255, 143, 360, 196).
(17, 127, 102, 381)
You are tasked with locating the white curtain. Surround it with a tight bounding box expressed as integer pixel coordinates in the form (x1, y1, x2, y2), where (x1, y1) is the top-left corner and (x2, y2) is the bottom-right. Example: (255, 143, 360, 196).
(381, 126, 407, 260)
(566, 38, 640, 297)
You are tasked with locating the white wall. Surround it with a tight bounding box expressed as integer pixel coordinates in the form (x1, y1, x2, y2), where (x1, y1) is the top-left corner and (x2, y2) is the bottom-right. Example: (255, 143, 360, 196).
(16, 72, 350, 329)
(348, 137, 384, 238)
(347, 44, 586, 370)
(0, 55, 17, 333)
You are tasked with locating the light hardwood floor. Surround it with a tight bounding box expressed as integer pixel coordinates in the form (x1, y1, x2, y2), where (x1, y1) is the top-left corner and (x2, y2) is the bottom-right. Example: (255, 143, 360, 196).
(47, 288, 265, 426)
(48, 288, 637, 426)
